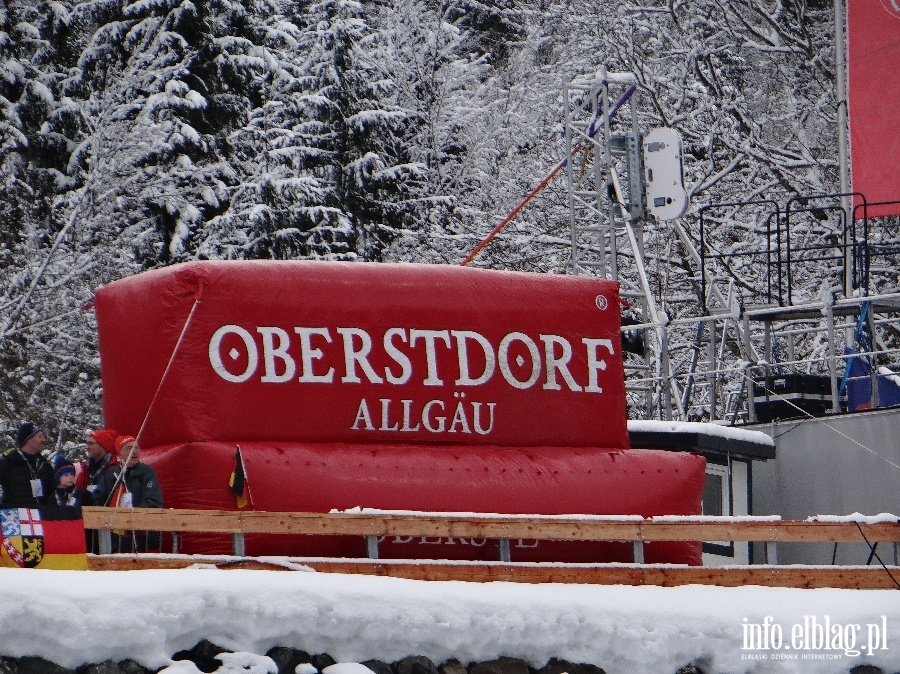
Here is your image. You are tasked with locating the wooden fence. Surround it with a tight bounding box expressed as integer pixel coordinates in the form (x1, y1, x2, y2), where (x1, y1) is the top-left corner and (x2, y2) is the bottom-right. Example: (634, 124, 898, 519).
(81, 507, 900, 589)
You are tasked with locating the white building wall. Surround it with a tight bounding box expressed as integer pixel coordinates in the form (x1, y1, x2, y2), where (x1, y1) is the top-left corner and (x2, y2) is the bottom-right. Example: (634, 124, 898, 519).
(751, 407, 900, 565)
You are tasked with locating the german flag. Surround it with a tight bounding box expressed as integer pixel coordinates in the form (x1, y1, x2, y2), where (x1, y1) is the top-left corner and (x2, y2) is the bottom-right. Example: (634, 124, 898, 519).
(0, 506, 88, 570)
(229, 445, 252, 509)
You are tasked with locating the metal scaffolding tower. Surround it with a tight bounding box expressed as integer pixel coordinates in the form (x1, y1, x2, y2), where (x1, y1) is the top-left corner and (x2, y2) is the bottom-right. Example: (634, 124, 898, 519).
(563, 71, 900, 424)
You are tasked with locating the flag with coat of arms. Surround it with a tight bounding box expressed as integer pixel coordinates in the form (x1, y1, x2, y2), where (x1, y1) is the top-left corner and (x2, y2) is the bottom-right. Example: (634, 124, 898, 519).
(0, 507, 88, 569)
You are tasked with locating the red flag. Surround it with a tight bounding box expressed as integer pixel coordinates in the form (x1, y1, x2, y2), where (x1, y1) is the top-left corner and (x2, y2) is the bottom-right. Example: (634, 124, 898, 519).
(229, 446, 251, 509)
(0, 507, 88, 570)
(847, 0, 900, 218)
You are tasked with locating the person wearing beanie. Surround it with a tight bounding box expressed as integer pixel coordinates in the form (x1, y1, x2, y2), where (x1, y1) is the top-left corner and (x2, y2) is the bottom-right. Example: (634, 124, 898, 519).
(95, 436, 163, 552)
(76, 428, 119, 493)
(51, 457, 94, 508)
(0, 421, 54, 506)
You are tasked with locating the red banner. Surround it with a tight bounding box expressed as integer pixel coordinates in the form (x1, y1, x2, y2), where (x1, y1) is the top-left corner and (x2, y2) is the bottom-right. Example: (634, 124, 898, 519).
(847, 0, 900, 218)
(95, 261, 629, 450)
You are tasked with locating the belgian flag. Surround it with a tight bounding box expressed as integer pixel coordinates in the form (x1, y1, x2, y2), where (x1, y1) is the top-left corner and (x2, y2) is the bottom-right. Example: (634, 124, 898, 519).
(0, 506, 88, 570)
(229, 445, 252, 509)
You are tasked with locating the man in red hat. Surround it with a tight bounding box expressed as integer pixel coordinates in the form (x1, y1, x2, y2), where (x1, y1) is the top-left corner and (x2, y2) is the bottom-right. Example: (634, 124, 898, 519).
(95, 436, 163, 552)
(77, 429, 119, 495)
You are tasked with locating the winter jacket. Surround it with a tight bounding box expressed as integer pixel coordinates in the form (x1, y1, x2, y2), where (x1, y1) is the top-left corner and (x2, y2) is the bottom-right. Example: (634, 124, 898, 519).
(95, 462, 163, 509)
(0, 449, 55, 507)
(51, 484, 95, 508)
(75, 453, 118, 493)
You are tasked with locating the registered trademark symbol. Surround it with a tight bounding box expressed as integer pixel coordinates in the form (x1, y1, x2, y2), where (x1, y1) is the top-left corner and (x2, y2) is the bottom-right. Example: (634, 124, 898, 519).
(595, 295, 608, 311)
(881, 0, 900, 18)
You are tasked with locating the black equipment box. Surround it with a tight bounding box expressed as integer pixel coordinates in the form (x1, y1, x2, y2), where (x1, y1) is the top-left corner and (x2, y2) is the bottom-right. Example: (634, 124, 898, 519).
(752, 374, 840, 422)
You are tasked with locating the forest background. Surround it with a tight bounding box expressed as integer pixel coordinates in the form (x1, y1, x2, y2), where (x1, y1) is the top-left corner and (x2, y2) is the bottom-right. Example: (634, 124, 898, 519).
(0, 0, 849, 453)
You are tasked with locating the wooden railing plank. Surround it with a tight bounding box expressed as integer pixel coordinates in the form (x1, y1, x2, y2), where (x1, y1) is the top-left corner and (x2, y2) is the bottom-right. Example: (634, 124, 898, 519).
(80, 508, 900, 543)
(86, 555, 900, 589)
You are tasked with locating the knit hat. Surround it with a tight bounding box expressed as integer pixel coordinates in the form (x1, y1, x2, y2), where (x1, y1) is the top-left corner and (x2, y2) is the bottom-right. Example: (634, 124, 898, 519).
(16, 422, 42, 448)
(114, 436, 138, 457)
(88, 428, 117, 454)
(53, 457, 76, 484)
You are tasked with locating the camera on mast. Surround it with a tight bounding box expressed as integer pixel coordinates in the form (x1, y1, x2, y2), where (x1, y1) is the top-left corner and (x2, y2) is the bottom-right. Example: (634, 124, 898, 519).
(642, 127, 688, 220)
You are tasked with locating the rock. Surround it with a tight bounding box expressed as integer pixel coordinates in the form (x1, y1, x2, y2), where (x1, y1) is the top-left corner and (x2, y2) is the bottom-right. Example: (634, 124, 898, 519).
(171, 640, 228, 673)
(675, 666, 705, 674)
(311, 654, 336, 671)
(17, 656, 75, 674)
(266, 648, 312, 674)
(438, 659, 467, 674)
(535, 659, 605, 674)
(396, 655, 439, 674)
(849, 667, 885, 674)
(78, 662, 125, 674)
(469, 657, 532, 674)
(117, 660, 156, 674)
(360, 660, 393, 674)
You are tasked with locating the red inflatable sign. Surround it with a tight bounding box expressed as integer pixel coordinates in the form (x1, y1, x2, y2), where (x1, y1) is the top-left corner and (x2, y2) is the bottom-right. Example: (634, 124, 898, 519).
(95, 261, 629, 450)
(148, 441, 706, 564)
(95, 261, 705, 565)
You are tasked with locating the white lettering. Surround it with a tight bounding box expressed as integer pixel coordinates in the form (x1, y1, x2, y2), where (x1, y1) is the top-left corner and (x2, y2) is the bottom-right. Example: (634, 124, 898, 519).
(410, 329, 451, 386)
(582, 338, 615, 393)
(422, 399, 446, 432)
(472, 402, 496, 435)
(337, 327, 384, 384)
(351, 398, 375, 430)
(498, 332, 541, 389)
(295, 327, 335, 383)
(400, 399, 421, 432)
(257, 327, 296, 383)
(210, 324, 618, 399)
(451, 330, 496, 386)
(540, 334, 583, 391)
(379, 398, 399, 431)
(383, 328, 412, 384)
(448, 402, 472, 433)
(209, 325, 258, 383)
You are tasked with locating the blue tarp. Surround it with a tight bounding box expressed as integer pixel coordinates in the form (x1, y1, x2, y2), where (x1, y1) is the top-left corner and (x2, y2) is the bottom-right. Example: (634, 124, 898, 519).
(844, 348, 900, 411)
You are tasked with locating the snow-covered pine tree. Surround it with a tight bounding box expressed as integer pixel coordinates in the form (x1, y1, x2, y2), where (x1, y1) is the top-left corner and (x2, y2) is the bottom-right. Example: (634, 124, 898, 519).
(194, 0, 342, 260)
(293, 0, 420, 260)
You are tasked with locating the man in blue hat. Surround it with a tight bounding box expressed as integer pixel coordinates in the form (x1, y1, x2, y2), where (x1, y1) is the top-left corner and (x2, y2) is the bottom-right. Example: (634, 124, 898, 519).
(0, 422, 54, 506)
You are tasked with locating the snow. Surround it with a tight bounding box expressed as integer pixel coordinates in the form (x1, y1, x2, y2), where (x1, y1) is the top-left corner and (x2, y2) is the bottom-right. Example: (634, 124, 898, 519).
(878, 366, 900, 387)
(628, 419, 776, 447)
(807, 513, 899, 524)
(3, 566, 899, 674)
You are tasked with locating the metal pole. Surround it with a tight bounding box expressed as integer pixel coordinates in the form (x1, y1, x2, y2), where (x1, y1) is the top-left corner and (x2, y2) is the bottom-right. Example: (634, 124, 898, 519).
(565, 78, 579, 275)
(834, 0, 853, 296)
(600, 69, 617, 280)
(824, 298, 841, 413)
(589, 84, 606, 276)
(708, 320, 717, 420)
(868, 306, 880, 408)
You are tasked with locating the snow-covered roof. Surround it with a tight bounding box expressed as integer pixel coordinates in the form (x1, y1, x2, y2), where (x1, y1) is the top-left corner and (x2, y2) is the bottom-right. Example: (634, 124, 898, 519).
(628, 419, 775, 459)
